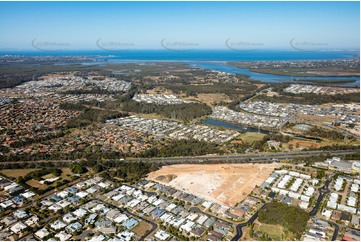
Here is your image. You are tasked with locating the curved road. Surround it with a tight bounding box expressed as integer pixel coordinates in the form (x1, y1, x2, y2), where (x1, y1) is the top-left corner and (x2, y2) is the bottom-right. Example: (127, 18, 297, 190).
(308, 175, 339, 241)
(231, 203, 268, 241)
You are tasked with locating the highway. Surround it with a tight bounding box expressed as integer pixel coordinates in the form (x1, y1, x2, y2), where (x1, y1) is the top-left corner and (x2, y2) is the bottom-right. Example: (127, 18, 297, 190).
(126, 149, 359, 164)
(0, 149, 358, 166)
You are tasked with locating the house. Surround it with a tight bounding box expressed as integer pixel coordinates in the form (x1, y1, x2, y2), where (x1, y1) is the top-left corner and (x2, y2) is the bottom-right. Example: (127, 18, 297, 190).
(66, 187, 78, 194)
(98, 181, 111, 189)
(116, 231, 134, 241)
(205, 230, 224, 241)
(114, 213, 129, 223)
(25, 215, 39, 226)
(187, 213, 199, 221)
(35, 228, 50, 240)
(165, 203, 177, 212)
(60, 212, 75, 224)
(154, 230, 171, 241)
(351, 215, 360, 227)
(10, 221, 27, 234)
(66, 222, 82, 233)
(214, 220, 231, 236)
(57, 199, 71, 208)
(50, 220, 67, 230)
(190, 224, 206, 237)
(67, 195, 80, 204)
(13, 210, 28, 219)
(0, 199, 14, 209)
(152, 209, 165, 219)
(112, 193, 125, 201)
(1, 215, 17, 226)
(341, 213, 352, 222)
(86, 187, 98, 194)
(122, 218, 139, 230)
(40, 200, 53, 207)
(48, 204, 62, 212)
(12, 196, 25, 204)
(202, 201, 213, 210)
(84, 214, 97, 225)
(196, 215, 208, 225)
(73, 208, 88, 218)
(342, 228, 360, 241)
(169, 217, 185, 228)
(89, 235, 106, 241)
(180, 220, 195, 233)
(321, 209, 332, 219)
(76, 191, 89, 198)
(106, 209, 121, 220)
(57, 190, 69, 198)
(203, 217, 216, 228)
(95, 219, 116, 234)
(143, 205, 156, 215)
(55, 231, 72, 241)
(50, 195, 61, 202)
(21, 191, 35, 199)
(82, 201, 98, 210)
(331, 210, 342, 221)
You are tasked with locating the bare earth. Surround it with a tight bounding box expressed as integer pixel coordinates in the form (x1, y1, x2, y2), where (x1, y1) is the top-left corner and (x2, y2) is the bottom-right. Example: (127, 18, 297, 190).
(147, 163, 281, 207)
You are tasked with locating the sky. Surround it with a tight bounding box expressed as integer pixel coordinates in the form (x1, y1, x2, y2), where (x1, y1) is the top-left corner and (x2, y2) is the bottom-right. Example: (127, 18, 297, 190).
(0, 1, 359, 50)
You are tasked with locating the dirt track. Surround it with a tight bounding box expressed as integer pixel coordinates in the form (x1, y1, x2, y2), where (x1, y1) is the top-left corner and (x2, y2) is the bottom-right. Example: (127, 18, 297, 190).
(147, 163, 281, 207)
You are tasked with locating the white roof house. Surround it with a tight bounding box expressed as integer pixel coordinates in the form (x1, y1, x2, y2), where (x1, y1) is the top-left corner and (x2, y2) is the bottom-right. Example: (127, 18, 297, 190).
(73, 208, 88, 218)
(48, 204, 62, 212)
(180, 220, 195, 233)
(50, 220, 67, 230)
(304, 187, 315, 196)
(76, 191, 89, 198)
(165, 203, 177, 212)
(321, 209, 332, 219)
(57, 191, 69, 198)
(116, 231, 134, 241)
(310, 179, 319, 186)
(13, 210, 28, 219)
(35, 228, 50, 239)
(197, 215, 208, 225)
(55, 231, 72, 241)
(154, 230, 171, 241)
(57, 199, 71, 208)
(10, 222, 27, 234)
(112, 193, 125, 201)
(114, 214, 129, 223)
(300, 195, 311, 202)
(347, 197, 357, 207)
(299, 201, 309, 209)
(187, 213, 199, 221)
(202, 201, 213, 209)
(21, 191, 35, 199)
(63, 213, 77, 224)
(25, 215, 39, 226)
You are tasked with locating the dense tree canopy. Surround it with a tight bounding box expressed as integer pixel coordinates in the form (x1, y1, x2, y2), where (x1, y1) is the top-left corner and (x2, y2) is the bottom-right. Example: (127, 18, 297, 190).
(258, 202, 310, 238)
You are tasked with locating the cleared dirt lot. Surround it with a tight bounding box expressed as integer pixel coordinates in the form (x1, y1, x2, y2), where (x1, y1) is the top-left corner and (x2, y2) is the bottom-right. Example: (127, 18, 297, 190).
(148, 163, 281, 207)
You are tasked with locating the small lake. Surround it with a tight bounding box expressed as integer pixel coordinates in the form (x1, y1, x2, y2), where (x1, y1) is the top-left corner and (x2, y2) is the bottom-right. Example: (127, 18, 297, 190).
(202, 118, 271, 134)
